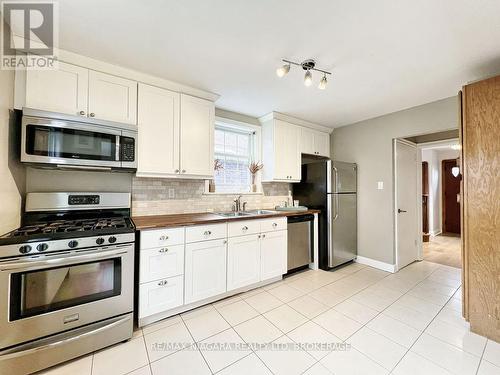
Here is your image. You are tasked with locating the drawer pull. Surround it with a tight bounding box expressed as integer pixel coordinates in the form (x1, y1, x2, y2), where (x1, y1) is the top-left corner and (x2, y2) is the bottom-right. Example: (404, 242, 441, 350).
(242, 226, 248, 231)
(158, 248, 169, 253)
(223, 240, 227, 244)
(159, 235, 169, 241)
(262, 234, 266, 238)
(258, 235, 261, 238)
(272, 223, 278, 228)
(158, 280, 168, 286)
(204, 231, 212, 236)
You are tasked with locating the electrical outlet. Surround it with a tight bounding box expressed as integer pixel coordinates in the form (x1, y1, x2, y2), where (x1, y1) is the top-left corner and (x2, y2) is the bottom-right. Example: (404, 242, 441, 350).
(168, 188, 175, 198)
(377, 181, 384, 190)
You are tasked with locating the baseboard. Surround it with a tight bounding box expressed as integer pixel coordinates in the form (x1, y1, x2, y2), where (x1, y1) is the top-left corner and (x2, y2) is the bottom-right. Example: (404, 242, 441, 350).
(355, 256, 397, 273)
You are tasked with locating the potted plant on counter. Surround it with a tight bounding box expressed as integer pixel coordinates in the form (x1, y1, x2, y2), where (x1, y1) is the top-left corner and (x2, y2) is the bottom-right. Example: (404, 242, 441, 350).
(209, 159, 224, 192)
(248, 161, 263, 193)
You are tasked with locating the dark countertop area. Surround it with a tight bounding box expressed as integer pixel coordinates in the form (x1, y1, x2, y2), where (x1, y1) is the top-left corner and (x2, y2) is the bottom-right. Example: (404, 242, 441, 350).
(132, 209, 321, 230)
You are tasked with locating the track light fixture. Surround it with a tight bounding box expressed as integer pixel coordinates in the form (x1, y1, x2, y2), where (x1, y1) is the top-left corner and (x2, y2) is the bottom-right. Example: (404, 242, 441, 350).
(276, 58, 332, 89)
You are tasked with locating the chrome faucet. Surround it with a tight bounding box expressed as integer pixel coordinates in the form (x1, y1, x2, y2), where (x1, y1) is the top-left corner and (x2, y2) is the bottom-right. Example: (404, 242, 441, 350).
(234, 195, 247, 212)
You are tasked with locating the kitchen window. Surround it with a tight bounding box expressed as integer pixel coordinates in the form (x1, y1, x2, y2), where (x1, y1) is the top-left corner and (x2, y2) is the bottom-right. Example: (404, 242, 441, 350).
(211, 122, 258, 193)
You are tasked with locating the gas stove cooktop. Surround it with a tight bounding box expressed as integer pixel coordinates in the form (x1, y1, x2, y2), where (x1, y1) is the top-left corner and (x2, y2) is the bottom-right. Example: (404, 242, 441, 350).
(0, 192, 135, 257)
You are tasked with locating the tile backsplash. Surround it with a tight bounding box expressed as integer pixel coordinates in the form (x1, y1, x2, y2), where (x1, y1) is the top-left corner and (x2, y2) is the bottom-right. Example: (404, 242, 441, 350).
(132, 177, 290, 216)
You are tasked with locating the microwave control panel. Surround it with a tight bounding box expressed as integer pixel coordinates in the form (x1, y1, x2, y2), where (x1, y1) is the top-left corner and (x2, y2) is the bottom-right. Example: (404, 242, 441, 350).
(120, 137, 135, 162)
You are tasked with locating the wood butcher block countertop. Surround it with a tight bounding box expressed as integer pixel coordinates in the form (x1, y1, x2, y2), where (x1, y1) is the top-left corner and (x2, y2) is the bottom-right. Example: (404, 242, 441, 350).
(132, 209, 321, 230)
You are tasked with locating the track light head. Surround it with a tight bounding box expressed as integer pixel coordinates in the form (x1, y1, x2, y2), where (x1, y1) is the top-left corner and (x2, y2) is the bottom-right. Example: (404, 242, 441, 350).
(276, 63, 290, 77)
(318, 74, 327, 90)
(304, 70, 313, 86)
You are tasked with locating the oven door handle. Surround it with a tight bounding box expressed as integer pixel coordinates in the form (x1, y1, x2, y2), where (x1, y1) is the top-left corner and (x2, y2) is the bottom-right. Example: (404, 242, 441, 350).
(0, 314, 131, 360)
(0, 248, 128, 272)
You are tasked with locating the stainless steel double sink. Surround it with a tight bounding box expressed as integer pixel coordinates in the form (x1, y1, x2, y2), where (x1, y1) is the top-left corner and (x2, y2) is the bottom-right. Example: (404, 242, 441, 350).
(216, 210, 276, 218)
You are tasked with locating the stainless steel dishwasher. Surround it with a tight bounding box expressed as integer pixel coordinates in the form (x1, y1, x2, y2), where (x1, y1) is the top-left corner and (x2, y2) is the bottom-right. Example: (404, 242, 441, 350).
(287, 214, 314, 271)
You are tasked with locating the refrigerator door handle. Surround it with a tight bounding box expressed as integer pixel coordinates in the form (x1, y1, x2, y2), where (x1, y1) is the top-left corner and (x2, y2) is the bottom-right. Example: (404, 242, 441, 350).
(333, 193, 339, 221)
(332, 166, 339, 193)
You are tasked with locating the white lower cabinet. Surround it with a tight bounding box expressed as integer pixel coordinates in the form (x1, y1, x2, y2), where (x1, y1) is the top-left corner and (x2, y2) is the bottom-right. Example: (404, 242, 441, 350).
(139, 275, 183, 318)
(260, 230, 288, 280)
(184, 239, 227, 304)
(139, 245, 184, 283)
(227, 234, 261, 291)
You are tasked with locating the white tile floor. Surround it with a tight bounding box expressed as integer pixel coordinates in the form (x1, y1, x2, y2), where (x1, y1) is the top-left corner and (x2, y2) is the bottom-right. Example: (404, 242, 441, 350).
(37, 261, 500, 375)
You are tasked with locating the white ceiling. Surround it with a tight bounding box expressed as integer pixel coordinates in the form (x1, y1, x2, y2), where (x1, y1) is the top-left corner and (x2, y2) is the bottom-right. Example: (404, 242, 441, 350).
(58, 0, 500, 128)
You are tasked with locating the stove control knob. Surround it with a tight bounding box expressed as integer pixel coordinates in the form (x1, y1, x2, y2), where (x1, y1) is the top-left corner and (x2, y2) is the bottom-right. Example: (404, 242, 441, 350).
(68, 240, 79, 249)
(37, 243, 48, 252)
(19, 245, 32, 254)
(108, 236, 117, 244)
(96, 237, 105, 245)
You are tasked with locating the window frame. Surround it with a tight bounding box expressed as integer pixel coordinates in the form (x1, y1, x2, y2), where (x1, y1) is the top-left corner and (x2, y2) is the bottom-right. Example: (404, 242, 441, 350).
(205, 117, 262, 195)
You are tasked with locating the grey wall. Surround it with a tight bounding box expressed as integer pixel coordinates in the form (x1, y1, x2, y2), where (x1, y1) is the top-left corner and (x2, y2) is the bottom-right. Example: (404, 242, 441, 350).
(331, 97, 458, 265)
(0, 70, 24, 235)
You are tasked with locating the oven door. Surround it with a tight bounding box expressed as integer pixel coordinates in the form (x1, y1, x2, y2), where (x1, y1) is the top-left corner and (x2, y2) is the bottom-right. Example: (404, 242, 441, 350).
(0, 244, 133, 349)
(21, 116, 122, 168)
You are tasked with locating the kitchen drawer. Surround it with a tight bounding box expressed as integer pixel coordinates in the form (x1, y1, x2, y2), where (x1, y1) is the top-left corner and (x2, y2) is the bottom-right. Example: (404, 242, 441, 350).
(140, 244, 184, 283)
(140, 227, 184, 249)
(185, 223, 227, 243)
(228, 219, 261, 237)
(139, 275, 183, 318)
(260, 217, 287, 233)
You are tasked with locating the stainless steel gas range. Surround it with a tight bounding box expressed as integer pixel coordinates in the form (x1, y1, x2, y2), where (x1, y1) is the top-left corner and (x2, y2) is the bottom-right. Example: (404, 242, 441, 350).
(0, 192, 135, 374)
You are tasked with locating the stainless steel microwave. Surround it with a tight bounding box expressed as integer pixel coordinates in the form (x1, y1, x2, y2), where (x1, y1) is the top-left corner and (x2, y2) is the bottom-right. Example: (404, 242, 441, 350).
(20, 108, 137, 171)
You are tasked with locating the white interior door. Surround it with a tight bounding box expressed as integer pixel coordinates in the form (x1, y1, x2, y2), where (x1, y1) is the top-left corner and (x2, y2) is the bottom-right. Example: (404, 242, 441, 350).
(394, 139, 419, 270)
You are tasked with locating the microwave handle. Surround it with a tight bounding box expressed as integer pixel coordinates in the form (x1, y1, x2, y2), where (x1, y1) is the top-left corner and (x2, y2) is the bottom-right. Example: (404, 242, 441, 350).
(116, 135, 121, 161)
(0, 248, 128, 272)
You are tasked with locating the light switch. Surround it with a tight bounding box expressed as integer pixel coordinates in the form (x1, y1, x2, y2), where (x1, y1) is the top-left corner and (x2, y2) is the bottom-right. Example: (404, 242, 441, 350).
(168, 188, 175, 198)
(377, 181, 384, 190)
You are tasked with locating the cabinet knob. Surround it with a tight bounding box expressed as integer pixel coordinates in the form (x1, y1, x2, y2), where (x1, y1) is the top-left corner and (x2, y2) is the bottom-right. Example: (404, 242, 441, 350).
(159, 248, 169, 253)
(174, 169, 180, 173)
(262, 234, 266, 238)
(223, 240, 227, 244)
(159, 235, 169, 241)
(158, 280, 168, 286)
(89, 112, 95, 117)
(272, 223, 278, 227)
(181, 170, 186, 173)
(258, 235, 261, 238)
(242, 226, 248, 231)
(78, 110, 85, 116)
(204, 230, 212, 236)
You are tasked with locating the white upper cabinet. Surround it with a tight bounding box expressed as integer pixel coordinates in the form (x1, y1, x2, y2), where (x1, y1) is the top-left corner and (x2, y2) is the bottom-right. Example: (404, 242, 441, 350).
(262, 118, 301, 182)
(300, 127, 330, 157)
(23, 61, 138, 125)
(179, 94, 214, 177)
(25, 61, 88, 116)
(137, 84, 180, 176)
(88, 71, 137, 125)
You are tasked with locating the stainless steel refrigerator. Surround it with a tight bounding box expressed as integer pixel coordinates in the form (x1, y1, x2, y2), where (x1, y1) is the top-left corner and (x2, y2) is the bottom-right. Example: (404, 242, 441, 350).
(293, 160, 357, 269)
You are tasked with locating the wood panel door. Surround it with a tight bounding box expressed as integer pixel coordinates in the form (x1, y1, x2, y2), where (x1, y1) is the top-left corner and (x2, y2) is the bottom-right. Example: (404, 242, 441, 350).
(462, 75, 500, 342)
(442, 159, 461, 234)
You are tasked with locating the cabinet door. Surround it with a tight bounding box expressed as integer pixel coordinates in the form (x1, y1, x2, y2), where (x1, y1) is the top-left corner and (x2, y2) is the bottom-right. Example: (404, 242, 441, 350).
(185, 239, 226, 304)
(314, 131, 330, 157)
(274, 120, 300, 180)
(25, 61, 88, 117)
(179, 94, 214, 177)
(139, 245, 184, 283)
(300, 127, 315, 155)
(227, 234, 261, 291)
(260, 230, 287, 280)
(88, 70, 137, 124)
(139, 275, 184, 319)
(137, 84, 180, 175)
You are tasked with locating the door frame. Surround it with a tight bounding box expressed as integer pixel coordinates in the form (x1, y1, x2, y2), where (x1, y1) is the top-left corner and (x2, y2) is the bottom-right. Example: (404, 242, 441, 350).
(441, 158, 460, 234)
(393, 138, 421, 272)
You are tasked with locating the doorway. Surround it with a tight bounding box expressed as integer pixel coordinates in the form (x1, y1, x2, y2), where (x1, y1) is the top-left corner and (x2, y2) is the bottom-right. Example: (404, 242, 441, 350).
(419, 140, 461, 268)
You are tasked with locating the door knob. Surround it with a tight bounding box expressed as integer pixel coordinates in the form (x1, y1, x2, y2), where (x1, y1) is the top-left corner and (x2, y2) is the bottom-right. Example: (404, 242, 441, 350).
(397, 209, 407, 213)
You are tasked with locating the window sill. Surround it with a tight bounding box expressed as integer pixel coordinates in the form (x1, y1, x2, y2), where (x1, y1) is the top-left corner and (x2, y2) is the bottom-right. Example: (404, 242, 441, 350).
(202, 191, 264, 196)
